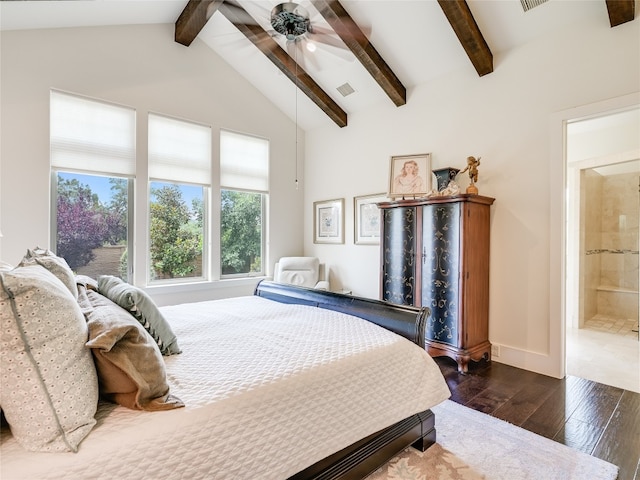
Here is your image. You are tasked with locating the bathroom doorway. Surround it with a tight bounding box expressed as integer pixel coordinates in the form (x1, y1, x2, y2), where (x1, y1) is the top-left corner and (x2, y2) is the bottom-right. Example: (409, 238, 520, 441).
(565, 108, 640, 393)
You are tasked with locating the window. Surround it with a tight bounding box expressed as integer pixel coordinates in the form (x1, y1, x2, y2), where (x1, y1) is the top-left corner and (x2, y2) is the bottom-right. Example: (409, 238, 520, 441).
(148, 114, 210, 282)
(50, 91, 135, 281)
(50, 91, 268, 286)
(220, 130, 269, 276)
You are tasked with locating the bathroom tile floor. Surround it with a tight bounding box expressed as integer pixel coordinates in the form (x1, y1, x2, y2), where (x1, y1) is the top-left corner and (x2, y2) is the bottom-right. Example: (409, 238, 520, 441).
(566, 322, 640, 393)
(584, 314, 639, 339)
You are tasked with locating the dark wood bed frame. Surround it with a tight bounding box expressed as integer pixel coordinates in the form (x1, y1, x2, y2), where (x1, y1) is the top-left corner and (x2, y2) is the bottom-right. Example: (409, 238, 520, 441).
(254, 280, 438, 480)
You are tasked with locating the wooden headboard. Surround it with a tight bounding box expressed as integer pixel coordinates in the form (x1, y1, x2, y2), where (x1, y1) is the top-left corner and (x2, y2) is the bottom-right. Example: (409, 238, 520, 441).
(254, 280, 429, 348)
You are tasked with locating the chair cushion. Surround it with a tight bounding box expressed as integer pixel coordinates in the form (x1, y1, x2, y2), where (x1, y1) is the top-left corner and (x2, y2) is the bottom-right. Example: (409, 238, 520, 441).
(276, 257, 320, 288)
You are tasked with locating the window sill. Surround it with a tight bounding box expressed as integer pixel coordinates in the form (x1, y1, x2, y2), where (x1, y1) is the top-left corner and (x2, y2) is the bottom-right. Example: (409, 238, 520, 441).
(145, 276, 266, 294)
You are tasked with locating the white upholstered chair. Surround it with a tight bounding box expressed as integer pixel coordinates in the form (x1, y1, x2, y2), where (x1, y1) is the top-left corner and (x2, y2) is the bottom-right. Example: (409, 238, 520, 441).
(273, 257, 330, 291)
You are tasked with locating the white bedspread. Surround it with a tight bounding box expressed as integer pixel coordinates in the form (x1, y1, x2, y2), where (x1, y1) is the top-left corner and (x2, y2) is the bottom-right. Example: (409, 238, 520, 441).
(1, 296, 450, 480)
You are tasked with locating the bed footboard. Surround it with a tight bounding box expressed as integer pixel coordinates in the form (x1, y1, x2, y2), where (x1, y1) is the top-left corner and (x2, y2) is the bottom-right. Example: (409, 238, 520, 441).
(288, 409, 436, 480)
(254, 280, 428, 347)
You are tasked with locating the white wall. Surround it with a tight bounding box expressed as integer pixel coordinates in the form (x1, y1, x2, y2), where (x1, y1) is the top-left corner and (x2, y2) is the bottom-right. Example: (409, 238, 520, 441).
(304, 16, 640, 377)
(0, 24, 305, 302)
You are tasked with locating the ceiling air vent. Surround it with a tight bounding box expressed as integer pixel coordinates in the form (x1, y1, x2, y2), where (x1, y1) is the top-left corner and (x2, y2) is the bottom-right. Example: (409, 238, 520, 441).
(336, 83, 355, 97)
(520, 0, 548, 12)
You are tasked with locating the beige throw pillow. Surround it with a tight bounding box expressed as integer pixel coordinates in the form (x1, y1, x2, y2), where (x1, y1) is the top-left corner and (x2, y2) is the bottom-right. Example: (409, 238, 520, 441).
(78, 287, 184, 412)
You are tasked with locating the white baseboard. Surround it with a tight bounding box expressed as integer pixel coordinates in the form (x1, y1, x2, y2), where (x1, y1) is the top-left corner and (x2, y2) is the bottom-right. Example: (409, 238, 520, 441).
(490, 343, 562, 379)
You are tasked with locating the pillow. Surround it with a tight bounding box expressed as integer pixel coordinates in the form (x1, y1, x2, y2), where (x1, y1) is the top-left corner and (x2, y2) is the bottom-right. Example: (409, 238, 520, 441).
(78, 286, 184, 411)
(19, 248, 78, 299)
(0, 261, 13, 272)
(0, 264, 99, 452)
(97, 276, 181, 355)
(75, 274, 99, 291)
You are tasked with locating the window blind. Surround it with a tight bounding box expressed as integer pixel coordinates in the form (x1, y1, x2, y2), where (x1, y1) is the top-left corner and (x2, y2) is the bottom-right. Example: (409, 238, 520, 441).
(220, 130, 269, 193)
(50, 90, 136, 175)
(148, 113, 211, 185)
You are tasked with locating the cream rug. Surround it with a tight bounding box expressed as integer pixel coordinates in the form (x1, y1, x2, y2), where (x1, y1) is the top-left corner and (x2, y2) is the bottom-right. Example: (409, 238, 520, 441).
(367, 400, 619, 480)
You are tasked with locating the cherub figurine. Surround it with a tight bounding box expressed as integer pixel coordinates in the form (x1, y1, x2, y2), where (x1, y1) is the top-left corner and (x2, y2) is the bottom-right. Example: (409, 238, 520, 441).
(460, 156, 481, 194)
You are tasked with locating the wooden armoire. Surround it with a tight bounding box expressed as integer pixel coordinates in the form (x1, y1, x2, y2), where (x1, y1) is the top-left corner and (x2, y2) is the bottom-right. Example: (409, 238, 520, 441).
(378, 194, 495, 373)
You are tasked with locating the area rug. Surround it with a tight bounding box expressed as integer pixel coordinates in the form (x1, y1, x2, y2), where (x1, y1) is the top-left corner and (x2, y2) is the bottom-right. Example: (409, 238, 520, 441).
(367, 400, 619, 480)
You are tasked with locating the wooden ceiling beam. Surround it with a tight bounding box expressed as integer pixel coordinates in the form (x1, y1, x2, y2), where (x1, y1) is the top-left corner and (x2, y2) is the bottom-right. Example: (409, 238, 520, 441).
(312, 0, 406, 107)
(175, 0, 223, 46)
(605, 0, 635, 27)
(218, 2, 348, 128)
(437, 0, 493, 77)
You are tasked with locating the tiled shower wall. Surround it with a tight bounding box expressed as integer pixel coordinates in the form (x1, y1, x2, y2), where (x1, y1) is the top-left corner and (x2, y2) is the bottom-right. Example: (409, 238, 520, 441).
(583, 170, 639, 323)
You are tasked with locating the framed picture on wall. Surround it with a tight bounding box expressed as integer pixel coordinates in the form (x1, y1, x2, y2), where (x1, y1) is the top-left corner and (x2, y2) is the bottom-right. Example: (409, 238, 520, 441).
(354, 193, 387, 245)
(388, 153, 431, 198)
(314, 198, 344, 244)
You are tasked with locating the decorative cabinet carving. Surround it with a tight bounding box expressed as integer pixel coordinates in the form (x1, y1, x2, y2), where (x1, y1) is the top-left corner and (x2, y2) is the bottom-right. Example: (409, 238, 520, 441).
(379, 195, 495, 373)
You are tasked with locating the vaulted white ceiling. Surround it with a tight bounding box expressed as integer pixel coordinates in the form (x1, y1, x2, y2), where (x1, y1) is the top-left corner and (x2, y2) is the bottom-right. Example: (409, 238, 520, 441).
(0, 0, 627, 130)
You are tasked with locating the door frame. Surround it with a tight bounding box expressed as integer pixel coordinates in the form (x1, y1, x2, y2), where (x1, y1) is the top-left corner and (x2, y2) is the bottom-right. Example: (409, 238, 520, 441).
(549, 92, 640, 379)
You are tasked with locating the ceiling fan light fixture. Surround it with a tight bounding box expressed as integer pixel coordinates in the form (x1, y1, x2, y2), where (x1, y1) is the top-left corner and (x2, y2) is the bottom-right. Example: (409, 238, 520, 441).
(271, 2, 310, 41)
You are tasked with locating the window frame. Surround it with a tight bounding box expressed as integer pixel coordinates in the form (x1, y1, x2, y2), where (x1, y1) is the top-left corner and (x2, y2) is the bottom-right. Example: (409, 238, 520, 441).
(219, 188, 267, 279)
(49, 90, 136, 281)
(50, 169, 134, 280)
(147, 179, 210, 285)
(147, 112, 212, 286)
(219, 129, 269, 279)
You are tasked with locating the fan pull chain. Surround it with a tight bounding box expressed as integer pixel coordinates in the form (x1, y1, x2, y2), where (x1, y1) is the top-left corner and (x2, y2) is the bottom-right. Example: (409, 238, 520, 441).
(294, 43, 299, 190)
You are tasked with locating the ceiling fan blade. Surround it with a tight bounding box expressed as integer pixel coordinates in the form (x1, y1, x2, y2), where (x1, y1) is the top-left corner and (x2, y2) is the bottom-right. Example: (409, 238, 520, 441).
(238, 0, 272, 26)
(252, 34, 280, 55)
(286, 39, 309, 73)
(307, 30, 348, 51)
(299, 38, 322, 71)
(220, 0, 260, 26)
(311, 18, 372, 39)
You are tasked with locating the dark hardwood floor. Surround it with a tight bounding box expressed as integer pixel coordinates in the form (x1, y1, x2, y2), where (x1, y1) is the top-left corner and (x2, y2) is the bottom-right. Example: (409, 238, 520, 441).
(435, 357, 640, 480)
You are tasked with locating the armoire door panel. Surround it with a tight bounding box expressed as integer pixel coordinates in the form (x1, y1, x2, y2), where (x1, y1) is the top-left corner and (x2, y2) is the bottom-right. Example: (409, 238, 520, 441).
(422, 202, 461, 347)
(381, 207, 416, 305)
(459, 202, 491, 347)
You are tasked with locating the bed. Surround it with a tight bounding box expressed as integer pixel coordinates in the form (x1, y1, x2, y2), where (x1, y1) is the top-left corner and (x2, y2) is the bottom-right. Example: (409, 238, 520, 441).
(0, 257, 450, 480)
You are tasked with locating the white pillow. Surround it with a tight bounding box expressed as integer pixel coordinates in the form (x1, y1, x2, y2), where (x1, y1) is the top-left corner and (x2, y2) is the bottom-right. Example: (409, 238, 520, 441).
(19, 248, 78, 299)
(0, 261, 13, 272)
(0, 264, 99, 452)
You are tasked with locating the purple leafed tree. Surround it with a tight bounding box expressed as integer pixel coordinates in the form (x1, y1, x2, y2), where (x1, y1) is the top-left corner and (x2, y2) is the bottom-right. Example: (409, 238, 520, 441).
(56, 178, 108, 270)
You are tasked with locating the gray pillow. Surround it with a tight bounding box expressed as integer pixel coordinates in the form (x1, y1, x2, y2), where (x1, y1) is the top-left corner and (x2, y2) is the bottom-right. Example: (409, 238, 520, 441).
(0, 265, 99, 452)
(97, 275, 181, 355)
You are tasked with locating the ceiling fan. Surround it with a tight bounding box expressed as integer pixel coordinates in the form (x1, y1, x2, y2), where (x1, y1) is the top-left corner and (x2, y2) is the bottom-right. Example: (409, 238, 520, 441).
(269, 2, 350, 53)
(224, 0, 355, 70)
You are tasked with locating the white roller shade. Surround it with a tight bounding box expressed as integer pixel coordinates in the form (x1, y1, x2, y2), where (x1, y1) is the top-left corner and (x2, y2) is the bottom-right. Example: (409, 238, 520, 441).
(50, 90, 136, 175)
(148, 114, 211, 185)
(220, 130, 269, 193)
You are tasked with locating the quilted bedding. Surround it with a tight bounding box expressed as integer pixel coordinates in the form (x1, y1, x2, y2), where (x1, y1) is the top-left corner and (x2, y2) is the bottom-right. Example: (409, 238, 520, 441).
(1, 296, 450, 480)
